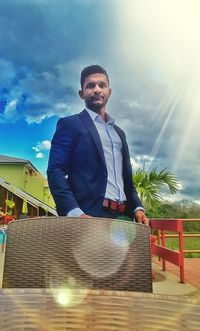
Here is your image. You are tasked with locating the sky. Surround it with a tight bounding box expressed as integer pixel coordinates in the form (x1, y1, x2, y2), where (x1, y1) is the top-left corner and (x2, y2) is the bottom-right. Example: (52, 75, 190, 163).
(0, 0, 200, 203)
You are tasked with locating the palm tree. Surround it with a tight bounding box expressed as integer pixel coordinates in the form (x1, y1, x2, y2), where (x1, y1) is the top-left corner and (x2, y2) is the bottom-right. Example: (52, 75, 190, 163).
(133, 168, 180, 211)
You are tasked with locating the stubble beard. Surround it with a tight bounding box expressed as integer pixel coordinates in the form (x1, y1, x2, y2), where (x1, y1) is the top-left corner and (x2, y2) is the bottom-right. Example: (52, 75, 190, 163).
(86, 98, 106, 114)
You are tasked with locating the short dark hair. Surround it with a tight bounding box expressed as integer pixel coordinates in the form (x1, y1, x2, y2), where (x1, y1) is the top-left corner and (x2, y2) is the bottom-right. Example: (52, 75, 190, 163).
(80, 65, 109, 89)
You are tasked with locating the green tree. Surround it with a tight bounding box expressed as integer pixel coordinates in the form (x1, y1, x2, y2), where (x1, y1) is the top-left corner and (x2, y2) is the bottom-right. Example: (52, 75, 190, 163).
(133, 168, 180, 212)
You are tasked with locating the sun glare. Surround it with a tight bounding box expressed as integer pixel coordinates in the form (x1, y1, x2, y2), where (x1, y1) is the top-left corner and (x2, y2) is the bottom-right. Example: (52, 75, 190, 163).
(57, 290, 71, 306)
(116, 0, 200, 175)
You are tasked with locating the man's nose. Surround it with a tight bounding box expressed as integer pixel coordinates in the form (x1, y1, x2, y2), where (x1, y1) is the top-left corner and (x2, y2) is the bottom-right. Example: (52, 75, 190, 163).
(94, 85, 101, 93)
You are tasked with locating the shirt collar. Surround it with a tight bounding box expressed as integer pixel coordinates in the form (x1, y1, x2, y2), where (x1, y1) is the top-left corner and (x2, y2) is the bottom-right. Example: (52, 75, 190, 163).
(85, 108, 115, 125)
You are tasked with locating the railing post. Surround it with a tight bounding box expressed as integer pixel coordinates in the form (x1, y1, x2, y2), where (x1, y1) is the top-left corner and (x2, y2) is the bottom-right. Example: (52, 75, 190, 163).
(150, 218, 186, 283)
(179, 219, 185, 283)
(161, 229, 166, 271)
(158, 229, 161, 261)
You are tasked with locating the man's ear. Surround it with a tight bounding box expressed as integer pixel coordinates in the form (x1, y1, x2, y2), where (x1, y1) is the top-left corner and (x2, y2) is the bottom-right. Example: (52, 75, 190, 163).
(79, 90, 84, 99)
(108, 88, 112, 97)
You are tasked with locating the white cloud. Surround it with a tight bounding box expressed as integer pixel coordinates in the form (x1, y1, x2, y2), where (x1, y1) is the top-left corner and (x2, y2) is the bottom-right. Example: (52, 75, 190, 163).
(32, 146, 40, 152)
(32, 140, 51, 159)
(130, 157, 140, 171)
(37, 140, 51, 150)
(0, 59, 15, 85)
(131, 155, 155, 171)
(122, 99, 141, 109)
(36, 152, 44, 159)
(26, 115, 47, 124)
(3, 99, 18, 119)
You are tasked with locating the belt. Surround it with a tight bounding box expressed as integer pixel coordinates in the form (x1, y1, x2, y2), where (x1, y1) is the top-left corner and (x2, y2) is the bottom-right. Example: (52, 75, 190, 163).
(103, 199, 127, 214)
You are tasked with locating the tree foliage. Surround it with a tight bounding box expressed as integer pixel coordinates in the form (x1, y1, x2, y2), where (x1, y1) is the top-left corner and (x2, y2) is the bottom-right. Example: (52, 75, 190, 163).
(148, 201, 200, 233)
(133, 168, 180, 211)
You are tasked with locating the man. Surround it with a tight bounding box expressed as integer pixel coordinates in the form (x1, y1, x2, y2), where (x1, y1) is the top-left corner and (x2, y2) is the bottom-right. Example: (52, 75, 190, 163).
(47, 65, 148, 224)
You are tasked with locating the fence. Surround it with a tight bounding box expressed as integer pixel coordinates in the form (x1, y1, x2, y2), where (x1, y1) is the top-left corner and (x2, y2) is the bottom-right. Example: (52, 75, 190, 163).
(150, 219, 200, 283)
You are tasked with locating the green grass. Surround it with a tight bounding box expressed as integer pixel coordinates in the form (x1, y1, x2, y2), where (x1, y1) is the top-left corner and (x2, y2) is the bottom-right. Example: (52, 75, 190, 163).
(166, 237, 200, 257)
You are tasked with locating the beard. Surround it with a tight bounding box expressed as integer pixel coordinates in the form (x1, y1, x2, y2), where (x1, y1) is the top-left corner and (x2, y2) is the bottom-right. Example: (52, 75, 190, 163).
(85, 96, 107, 112)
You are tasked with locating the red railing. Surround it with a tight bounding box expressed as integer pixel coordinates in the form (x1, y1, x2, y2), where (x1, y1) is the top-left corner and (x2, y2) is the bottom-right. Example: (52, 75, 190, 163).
(150, 219, 200, 283)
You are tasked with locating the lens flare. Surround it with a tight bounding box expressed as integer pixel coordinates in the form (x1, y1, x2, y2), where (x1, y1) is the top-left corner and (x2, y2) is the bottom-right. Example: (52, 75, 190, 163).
(55, 289, 71, 306)
(72, 220, 135, 278)
(44, 257, 87, 307)
(50, 285, 87, 308)
(110, 220, 137, 247)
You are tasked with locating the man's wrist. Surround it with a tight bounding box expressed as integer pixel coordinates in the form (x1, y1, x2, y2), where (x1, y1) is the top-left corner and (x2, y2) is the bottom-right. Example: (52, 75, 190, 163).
(133, 207, 144, 214)
(67, 207, 84, 217)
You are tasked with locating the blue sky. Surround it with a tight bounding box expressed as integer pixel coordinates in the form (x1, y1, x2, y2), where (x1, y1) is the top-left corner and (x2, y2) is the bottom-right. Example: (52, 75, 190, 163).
(0, 0, 200, 203)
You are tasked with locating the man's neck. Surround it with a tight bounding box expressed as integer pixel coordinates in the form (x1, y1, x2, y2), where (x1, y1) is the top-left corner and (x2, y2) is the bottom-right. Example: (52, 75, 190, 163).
(87, 107, 107, 121)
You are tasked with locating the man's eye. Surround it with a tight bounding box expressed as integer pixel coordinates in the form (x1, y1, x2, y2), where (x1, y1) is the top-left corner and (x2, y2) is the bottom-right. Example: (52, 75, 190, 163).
(86, 83, 95, 89)
(99, 83, 107, 88)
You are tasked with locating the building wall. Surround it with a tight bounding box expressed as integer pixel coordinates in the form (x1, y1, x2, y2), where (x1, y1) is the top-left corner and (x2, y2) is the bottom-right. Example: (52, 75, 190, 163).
(0, 164, 55, 208)
(0, 165, 24, 189)
(26, 176, 55, 207)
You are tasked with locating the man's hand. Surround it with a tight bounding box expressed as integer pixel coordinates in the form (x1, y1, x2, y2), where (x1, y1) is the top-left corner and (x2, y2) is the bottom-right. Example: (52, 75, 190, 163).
(134, 210, 149, 225)
(80, 214, 93, 218)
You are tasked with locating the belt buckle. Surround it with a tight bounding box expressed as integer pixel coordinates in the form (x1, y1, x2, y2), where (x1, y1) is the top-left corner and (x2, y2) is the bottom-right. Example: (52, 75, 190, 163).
(117, 202, 125, 213)
(103, 199, 126, 213)
(110, 200, 117, 211)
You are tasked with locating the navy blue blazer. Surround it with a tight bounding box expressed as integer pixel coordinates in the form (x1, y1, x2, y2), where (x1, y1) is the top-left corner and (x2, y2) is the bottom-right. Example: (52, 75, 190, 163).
(47, 109, 143, 217)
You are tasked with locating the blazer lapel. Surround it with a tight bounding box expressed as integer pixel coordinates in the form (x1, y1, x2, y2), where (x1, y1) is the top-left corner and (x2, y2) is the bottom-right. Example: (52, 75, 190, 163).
(114, 124, 129, 160)
(79, 109, 106, 165)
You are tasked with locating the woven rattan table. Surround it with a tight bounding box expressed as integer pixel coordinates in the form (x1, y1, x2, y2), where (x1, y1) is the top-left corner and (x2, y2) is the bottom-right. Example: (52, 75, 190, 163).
(3, 217, 152, 292)
(0, 289, 199, 330)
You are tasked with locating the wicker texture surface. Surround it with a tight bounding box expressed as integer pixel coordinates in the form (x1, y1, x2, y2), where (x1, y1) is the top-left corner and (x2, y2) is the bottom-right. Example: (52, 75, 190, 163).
(3, 217, 152, 292)
(0, 289, 199, 331)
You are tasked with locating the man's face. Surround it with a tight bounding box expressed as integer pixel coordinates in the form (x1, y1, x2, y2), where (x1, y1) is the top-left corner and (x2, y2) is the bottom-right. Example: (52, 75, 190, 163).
(79, 73, 112, 112)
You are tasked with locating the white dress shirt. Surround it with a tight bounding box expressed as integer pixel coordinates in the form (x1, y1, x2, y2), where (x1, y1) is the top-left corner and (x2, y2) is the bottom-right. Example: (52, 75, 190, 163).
(87, 108, 126, 202)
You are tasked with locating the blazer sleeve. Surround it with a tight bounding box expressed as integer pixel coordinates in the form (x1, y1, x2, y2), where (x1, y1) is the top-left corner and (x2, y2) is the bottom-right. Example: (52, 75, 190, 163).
(47, 117, 80, 216)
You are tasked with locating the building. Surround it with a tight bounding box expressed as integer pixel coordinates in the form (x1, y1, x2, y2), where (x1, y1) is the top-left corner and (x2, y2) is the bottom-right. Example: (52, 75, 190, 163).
(0, 155, 57, 218)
